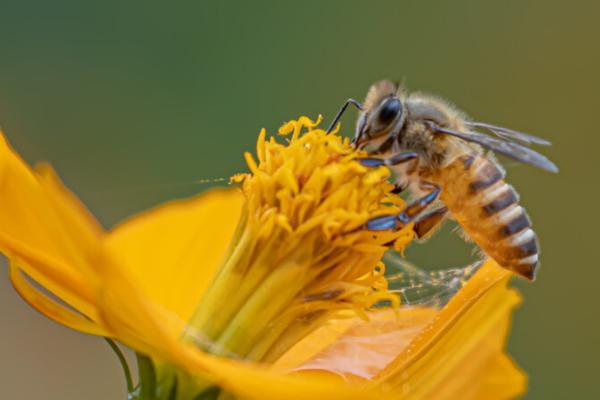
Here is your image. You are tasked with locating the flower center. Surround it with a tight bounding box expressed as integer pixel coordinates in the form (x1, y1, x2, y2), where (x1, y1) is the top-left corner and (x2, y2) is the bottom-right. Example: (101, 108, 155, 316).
(185, 116, 414, 362)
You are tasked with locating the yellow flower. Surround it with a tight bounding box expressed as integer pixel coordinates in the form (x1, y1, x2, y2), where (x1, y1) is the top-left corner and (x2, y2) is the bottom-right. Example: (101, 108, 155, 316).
(0, 116, 526, 399)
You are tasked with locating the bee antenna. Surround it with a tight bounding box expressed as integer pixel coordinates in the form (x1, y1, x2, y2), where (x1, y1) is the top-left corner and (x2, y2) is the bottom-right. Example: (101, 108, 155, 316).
(326, 98, 364, 134)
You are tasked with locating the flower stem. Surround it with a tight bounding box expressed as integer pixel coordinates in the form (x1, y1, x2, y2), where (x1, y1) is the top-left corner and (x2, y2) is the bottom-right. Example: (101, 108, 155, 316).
(136, 353, 157, 400)
(104, 338, 134, 394)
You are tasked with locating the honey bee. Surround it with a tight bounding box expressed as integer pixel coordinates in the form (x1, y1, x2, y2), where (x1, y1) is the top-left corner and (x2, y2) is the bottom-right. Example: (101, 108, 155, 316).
(328, 80, 558, 280)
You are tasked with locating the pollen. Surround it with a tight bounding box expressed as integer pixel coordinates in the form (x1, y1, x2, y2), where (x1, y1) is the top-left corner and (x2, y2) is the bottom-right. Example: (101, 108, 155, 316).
(186, 116, 414, 363)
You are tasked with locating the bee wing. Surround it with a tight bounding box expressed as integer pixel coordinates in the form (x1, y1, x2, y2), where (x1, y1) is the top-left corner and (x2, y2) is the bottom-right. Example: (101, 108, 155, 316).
(433, 125, 559, 173)
(466, 121, 552, 146)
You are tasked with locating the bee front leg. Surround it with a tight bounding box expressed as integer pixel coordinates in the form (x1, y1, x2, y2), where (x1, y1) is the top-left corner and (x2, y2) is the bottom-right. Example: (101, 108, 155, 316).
(356, 152, 418, 168)
(358, 152, 417, 195)
(366, 183, 441, 231)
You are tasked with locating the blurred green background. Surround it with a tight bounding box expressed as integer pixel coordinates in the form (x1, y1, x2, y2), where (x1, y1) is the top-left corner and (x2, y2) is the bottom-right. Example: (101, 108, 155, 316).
(0, 1, 596, 398)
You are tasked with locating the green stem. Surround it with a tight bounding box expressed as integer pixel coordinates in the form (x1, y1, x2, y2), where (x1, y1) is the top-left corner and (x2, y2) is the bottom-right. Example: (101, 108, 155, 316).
(136, 353, 157, 400)
(104, 338, 134, 394)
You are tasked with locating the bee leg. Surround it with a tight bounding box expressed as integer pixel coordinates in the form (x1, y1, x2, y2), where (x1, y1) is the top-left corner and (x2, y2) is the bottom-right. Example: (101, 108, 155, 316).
(396, 182, 441, 225)
(414, 206, 448, 240)
(357, 152, 417, 195)
(356, 152, 418, 168)
(366, 183, 441, 231)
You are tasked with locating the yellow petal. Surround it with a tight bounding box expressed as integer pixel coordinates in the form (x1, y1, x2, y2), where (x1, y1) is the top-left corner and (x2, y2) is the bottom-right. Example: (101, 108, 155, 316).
(9, 261, 107, 336)
(97, 246, 522, 400)
(276, 308, 436, 378)
(95, 248, 396, 400)
(0, 134, 103, 321)
(174, 346, 397, 400)
(471, 354, 526, 399)
(373, 260, 525, 399)
(275, 261, 523, 398)
(104, 188, 244, 327)
(35, 162, 104, 248)
(273, 313, 357, 370)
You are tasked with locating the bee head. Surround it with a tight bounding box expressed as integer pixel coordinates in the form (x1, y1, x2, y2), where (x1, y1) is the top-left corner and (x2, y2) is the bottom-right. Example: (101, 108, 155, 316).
(353, 80, 406, 149)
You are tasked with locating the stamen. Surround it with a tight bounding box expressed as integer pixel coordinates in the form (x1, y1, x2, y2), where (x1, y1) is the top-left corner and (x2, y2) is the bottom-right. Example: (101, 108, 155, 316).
(186, 116, 414, 363)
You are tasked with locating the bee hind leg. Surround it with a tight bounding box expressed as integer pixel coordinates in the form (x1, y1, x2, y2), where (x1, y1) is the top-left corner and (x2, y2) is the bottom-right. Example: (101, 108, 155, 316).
(414, 206, 448, 240)
(366, 183, 441, 231)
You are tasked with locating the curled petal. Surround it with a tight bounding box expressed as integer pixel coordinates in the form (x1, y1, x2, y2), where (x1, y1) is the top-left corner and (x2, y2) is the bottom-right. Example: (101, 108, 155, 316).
(274, 261, 525, 399)
(374, 260, 525, 399)
(9, 262, 107, 336)
(0, 134, 103, 324)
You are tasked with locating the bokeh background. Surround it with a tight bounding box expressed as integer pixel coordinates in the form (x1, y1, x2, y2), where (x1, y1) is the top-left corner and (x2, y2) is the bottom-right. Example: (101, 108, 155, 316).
(0, 1, 597, 398)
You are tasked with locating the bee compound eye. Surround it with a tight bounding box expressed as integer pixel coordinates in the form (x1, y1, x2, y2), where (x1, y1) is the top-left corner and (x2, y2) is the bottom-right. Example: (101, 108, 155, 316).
(378, 97, 402, 126)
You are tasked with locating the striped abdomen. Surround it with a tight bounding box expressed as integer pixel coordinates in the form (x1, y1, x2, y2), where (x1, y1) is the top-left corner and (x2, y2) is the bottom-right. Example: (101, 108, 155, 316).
(432, 154, 539, 280)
